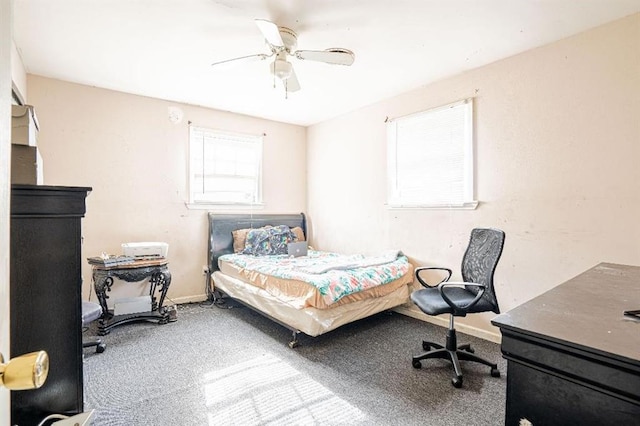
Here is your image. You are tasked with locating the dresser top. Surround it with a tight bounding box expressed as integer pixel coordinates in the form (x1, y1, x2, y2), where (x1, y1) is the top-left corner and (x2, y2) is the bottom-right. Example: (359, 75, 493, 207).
(11, 184, 92, 217)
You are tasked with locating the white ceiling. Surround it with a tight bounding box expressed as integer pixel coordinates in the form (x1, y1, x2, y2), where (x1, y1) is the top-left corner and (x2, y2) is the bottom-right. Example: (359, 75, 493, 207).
(12, 0, 640, 126)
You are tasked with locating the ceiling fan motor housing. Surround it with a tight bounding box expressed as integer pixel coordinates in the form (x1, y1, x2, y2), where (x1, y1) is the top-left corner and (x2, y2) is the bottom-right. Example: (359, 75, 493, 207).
(278, 27, 298, 52)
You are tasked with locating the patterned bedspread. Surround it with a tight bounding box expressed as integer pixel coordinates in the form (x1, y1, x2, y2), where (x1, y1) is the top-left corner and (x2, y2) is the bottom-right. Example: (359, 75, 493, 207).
(218, 250, 411, 307)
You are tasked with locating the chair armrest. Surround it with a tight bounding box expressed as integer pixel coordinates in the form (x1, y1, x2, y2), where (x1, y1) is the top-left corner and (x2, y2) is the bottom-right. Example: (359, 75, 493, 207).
(415, 267, 452, 288)
(438, 282, 486, 314)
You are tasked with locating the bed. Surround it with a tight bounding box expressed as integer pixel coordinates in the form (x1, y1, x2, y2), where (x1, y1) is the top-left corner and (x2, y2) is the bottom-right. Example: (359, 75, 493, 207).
(208, 212, 414, 347)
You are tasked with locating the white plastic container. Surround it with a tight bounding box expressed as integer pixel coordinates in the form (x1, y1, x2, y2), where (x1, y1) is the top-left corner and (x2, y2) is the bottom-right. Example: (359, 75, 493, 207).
(12, 104, 39, 146)
(121, 242, 169, 258)
(113, 296, 152, 315)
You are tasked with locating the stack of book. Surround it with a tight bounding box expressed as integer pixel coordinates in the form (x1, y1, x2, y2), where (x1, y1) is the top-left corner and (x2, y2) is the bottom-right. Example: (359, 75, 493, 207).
(87, 255, 136, 267)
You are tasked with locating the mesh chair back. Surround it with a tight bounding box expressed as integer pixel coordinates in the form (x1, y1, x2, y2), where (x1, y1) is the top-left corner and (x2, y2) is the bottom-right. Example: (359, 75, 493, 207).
(461, 228, 505, 314)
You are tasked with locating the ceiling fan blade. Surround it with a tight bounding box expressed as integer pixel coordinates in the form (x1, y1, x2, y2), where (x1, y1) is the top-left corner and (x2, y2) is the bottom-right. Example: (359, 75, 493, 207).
(211, 53, 271, 67)
(255, 19, 284, 48)
(295, 49, 355, 66)
(285, 67, 301, 92)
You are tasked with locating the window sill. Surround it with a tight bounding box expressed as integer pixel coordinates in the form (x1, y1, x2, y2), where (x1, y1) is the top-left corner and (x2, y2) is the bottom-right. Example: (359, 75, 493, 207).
(185, 202, 265, 210)
(386, 201, 479, 210)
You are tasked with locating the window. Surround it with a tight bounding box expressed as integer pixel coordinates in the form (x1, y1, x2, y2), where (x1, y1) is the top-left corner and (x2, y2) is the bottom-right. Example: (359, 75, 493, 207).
(386, 99, 476, 208)
(189, 126, 263, 205)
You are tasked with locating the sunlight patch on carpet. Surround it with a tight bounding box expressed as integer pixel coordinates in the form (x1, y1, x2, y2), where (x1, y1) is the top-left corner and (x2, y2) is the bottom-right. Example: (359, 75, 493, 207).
(202, 353, 367, 425)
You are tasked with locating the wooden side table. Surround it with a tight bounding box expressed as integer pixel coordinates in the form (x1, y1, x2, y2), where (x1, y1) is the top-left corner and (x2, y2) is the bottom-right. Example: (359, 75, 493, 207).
(91, 258, 173, 335)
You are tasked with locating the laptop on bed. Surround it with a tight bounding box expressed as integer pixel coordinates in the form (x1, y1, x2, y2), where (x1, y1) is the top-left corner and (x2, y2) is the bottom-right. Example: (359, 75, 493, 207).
(288, 242, 308, 257)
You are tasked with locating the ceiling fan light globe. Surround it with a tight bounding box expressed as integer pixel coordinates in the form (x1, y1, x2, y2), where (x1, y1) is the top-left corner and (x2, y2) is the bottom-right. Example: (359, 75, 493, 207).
(272, 59, 293, 80)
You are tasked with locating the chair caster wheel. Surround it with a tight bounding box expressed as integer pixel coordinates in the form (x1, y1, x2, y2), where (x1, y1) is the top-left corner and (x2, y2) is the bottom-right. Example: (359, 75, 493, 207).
(412, 360, 422, 369)
(452, 376, 463, 388)
(288, 341, 299, 349)
(465, 347, 475, 353)
(96, 343, 106, 353)
(490, 367, 500, 377)
(422, 341, 431, 351)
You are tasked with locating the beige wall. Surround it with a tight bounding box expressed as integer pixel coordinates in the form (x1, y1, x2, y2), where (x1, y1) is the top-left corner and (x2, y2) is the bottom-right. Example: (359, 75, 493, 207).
(26, 76, 307, 304)
(307, 14, 640, 340)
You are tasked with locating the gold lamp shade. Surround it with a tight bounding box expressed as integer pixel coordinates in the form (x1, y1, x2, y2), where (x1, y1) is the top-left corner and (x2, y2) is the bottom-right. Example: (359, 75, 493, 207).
(0, 350, 49, 390)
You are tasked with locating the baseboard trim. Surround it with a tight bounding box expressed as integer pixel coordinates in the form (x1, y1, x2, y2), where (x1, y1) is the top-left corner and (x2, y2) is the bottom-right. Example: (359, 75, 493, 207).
(393, 305, 502, 344)
(166, 294, 209, 306)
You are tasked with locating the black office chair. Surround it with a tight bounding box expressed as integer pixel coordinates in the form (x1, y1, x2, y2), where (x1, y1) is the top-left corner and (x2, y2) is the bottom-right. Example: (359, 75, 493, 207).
(411, 228, 505, 388)
(82, 301, 106, 353)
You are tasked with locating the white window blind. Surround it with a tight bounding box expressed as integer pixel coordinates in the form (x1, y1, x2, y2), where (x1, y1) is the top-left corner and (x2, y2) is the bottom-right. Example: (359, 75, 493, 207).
(189, 126, 263, 205)
(387, 99, 475, 208)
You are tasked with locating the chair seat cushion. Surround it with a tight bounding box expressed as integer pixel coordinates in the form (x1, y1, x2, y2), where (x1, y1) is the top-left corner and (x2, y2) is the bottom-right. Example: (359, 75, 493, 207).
(82, 301, 103, 325)
(410, 286, 495, 316)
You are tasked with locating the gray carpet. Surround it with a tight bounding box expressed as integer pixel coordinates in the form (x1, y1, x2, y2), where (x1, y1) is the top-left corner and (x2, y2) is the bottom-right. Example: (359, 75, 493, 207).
(83, 302, 506, 425)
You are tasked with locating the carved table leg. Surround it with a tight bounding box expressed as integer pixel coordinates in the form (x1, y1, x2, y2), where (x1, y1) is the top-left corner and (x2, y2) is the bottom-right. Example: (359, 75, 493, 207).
(149, 268, 172, 323)
(94, 275, 114, 336)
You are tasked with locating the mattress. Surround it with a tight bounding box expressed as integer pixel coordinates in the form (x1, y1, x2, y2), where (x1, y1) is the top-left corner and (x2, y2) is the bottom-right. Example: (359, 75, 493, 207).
(218, 250, 413, 309)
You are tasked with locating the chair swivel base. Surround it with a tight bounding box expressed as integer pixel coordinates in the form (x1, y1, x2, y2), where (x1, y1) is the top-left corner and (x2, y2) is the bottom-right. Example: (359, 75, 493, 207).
(83, 339, 107, 354)
(412, 329, 500, 388)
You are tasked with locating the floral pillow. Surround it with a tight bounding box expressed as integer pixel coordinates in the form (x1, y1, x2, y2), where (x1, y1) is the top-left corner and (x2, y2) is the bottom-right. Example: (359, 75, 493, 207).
(242, 225, 296, 256)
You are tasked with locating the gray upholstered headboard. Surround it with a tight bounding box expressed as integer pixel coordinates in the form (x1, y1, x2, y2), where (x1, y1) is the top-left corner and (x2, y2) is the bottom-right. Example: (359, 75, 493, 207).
(207, 212, 307, 272)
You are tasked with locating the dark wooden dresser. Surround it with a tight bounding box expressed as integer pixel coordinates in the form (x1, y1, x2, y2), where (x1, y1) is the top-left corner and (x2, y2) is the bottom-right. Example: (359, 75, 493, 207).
(492, 263, 640, 425)
(10, 184, 91, 425)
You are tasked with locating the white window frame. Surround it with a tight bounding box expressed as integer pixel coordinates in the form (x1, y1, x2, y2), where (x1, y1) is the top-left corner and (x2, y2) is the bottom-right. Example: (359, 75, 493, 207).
(188, 126, 263, 207)
(386, 99, 477, 209)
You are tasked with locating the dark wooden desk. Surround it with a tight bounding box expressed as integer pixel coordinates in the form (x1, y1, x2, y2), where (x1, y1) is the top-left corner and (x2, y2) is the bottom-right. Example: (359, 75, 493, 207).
(92, 258, 172, 335)
(492, 263, 640, 425)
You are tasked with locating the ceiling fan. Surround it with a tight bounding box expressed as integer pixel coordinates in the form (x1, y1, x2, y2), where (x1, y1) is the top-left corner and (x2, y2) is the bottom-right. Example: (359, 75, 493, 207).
(211, 19, 355, 95)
